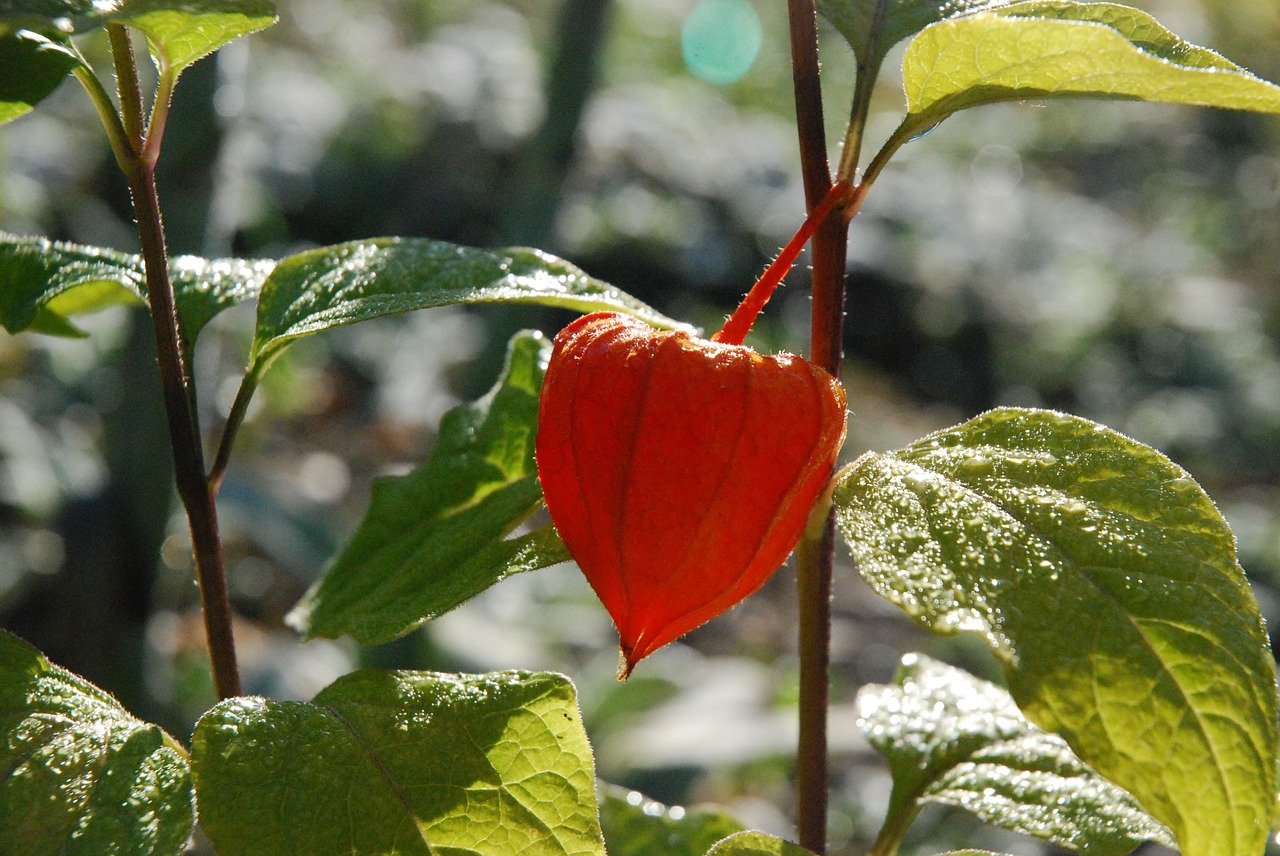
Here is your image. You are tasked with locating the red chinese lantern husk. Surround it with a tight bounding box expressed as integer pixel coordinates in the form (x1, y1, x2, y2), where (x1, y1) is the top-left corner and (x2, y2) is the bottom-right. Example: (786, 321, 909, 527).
(536, 312, 847, 676)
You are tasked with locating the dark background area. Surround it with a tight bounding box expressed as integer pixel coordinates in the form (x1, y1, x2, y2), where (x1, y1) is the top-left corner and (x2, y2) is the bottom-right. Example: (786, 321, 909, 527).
(2, 0, 1279, 852)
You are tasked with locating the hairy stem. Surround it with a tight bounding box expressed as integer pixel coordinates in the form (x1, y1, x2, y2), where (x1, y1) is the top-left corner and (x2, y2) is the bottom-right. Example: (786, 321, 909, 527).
(712, 181, 852, 347)
(786, 1, 848, 853)
(108, 33, 242, 700)
(107, 25, 145, 148)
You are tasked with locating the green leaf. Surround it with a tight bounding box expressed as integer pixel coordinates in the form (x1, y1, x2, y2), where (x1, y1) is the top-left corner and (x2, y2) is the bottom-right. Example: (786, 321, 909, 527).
(858, 653, 1174, 854)
(289, 330, 571, 645)
(704, 831, 816, 856)
(249, 237, 689, 380)
(0, 233, 273, 344)
(900, 2, 1280, 132)
(167, 253, 276, 342)
(192, 669, 604, 856)
(0, 1, 107, 35)
(0, 234, 143, 335)
(815, 0, 1014, 77)
(0, 28, 81, 126)
(833, 407, 1279, 856)
(113, 0, 277, 75)
(0, 1, 276, 73)
(0, 630, 194, 855)
(599, 784, 744, 856)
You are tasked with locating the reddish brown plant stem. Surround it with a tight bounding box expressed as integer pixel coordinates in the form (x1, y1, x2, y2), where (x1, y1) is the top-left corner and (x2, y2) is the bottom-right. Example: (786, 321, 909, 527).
(786, 1, 848, 853)
(109, 27, 242, 700)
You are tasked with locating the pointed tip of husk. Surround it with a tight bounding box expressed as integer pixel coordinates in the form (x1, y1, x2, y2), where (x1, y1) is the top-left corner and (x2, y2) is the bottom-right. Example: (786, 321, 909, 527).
(616, 647, 636, 681)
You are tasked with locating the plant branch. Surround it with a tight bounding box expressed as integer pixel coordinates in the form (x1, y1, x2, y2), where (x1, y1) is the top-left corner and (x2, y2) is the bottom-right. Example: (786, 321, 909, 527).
(786, 1, 847, 853)
(208, 367, 264, 496)
(107, 25, 145, 149)
(867, 797, 922, 856)
(73, 64, 137, 172)
(143, 66, 178, 166)
(107, 33, 242, 700)
(835, 0, 891, 184)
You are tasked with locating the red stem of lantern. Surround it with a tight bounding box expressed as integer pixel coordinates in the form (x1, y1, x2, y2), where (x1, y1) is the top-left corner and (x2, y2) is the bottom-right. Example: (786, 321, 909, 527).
(712, 181, 853, 347)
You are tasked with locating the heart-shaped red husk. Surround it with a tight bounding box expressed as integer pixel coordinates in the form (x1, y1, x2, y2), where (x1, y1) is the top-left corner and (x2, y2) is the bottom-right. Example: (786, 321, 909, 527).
(536, 311, 847, 675)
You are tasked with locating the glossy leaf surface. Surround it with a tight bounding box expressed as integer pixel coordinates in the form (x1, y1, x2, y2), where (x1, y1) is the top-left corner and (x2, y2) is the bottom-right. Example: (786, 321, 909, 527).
(834, 407, 1278, 856)
(858, 653, 1173, 853)
(249, 238, 685, 377)
(0, 234, 274, 344)
(0, 29, 80, 126)
(192, 669, 603, 855)
(291, 330, 570, 645)
(900, 1, 1280, 134)
(599, 785, 744, 856)
(705, 831, 816, 855)
(0, 630, 194, 855)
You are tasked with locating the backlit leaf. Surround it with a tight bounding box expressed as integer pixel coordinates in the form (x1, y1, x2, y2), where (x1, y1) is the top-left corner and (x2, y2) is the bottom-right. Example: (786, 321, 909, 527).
(192, 669, 604, 855)
(290, 330, 570, 645)
(0, 630, 194, 855)
(899, 2, 1280, 135)
(114, 0, 276, 75)
(834, 407, 1279, 856)
(857, 653, 1173, 854)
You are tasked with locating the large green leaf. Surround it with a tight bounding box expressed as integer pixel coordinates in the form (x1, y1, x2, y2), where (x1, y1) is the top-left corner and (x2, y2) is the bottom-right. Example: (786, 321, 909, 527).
(249, 237, 688, 378)
(114, 0, 276, 76)
(0, 28, 81, 126)
(0, 233, 274, 343)
(834, 407, 1278, 856)
(599, 785, 744, 856)
(0, 630, 194, 855)
(899, 2, 1280, 134)
(290, 330, 570, 645)
(192, 669, 604, 855)
(858, 653, 1173, 854)
(704, 831, 816, 855)
(815, 0, 1014, 77)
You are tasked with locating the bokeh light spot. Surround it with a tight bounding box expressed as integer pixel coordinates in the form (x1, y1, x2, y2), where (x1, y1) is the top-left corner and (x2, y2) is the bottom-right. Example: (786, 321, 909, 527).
(681, 0, 763, 86)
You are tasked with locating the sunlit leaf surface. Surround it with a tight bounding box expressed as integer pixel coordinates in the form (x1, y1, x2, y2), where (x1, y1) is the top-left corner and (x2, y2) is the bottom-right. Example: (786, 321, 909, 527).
(192, 669, 604, 855)
(704, 831, 816, 855)
(858, 653, 1173, 853)
(0, 233, 274, 344)
(250, 237, 688, 376)
(290, 330, 569, 645)
(835, 407, 1278, 856)
(116, 0, 277, 74)
(901, 2, 1280, 129)
(0, 630, 193, 855)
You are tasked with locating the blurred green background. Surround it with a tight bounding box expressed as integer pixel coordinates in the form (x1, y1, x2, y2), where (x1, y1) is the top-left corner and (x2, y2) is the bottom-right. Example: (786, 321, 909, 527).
(2, 0, 1279, 853)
